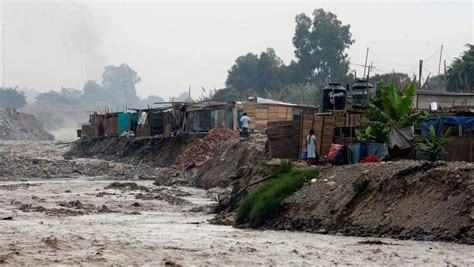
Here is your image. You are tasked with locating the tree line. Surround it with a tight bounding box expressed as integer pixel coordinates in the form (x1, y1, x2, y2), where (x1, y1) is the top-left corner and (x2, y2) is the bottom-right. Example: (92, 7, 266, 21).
(214, 9, 474, 105)
(0, 63, 164, 110)
(214, 9, 354, 106)
(1, 9, 473, 110)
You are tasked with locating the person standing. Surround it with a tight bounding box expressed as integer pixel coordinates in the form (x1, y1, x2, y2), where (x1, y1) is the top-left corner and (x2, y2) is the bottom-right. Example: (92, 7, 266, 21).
(240, 113, 252, 137)
(306, 129, 318, 165)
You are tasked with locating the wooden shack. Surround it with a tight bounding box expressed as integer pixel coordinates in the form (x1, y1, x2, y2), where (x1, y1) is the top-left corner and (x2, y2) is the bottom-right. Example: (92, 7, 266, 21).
(136, 108, 174, 137)
(242, 98, 295, 131)
(185, 101, 227, 132)
(105, 112, 119, 136)
(300, 111, 365, 158)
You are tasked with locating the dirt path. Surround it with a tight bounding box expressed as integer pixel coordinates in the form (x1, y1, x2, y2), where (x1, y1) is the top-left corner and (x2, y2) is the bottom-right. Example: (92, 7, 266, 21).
(0, 179, 472, 266)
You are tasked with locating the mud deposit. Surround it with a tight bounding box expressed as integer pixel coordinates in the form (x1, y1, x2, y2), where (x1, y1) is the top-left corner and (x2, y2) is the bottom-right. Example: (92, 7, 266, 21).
(0, 179, 472, 266)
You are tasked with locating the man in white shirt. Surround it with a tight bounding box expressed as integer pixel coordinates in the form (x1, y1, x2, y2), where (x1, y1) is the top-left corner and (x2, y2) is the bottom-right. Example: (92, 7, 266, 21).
(240, 113, 251, 137)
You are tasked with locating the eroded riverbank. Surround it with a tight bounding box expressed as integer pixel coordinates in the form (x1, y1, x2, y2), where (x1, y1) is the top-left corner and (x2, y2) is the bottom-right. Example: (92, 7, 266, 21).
(1, 141, 473, 266)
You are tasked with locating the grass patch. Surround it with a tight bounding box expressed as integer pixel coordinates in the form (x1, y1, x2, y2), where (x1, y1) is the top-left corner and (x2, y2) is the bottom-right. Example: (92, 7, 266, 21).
(236, 167, 319, 228)
(270, 160, 294, 177)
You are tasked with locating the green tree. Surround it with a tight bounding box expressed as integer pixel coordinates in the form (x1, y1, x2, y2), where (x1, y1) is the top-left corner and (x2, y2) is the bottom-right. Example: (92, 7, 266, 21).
(226, 48, 288, 96)
(102, 63, 142, 106)
(356, 83, 428, 143)
(0, 87, 27, 109)
(35, 90, 78, 108)
(447, 44, 474, 92)
(80, 80, 107, 107)
(425, 74, 445, 91)
(212, 87, 241, 102)
(292, 9, 354, 85)
(267, 83, 321, 106)
(371, 72, 414, 91)
(140, 95, 165, 107)
(421, 126, 452, 161)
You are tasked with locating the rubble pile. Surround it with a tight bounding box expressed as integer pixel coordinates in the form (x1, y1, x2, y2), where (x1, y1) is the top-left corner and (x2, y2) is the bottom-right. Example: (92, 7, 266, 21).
(0, 154, 163, 180)
(0, 110, 54, 141)
(168, 128, 239, 173)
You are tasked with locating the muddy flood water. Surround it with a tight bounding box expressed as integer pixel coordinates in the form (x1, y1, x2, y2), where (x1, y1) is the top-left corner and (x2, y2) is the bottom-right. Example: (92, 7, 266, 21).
(0, 142, 473, 265)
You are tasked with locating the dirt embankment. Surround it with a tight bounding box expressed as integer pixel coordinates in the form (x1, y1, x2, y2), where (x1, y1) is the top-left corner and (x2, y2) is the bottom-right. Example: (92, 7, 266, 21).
(0, 142, 163, 181)
(269, 161, 474, 244)
(65, 133, 205, 168)
(0, 111, 54, 140)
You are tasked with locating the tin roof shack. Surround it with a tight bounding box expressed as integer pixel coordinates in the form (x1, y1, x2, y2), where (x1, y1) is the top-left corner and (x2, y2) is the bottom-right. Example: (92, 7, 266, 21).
(137, 107, 175, 137)
(104, 112, 119, 137)
(415, 90, 474, 112)
(242, 97, 299, 132)
(185, 101, 228, 132)
(300, 111, 365, 159)
(265, 105, 320, 160)
(118, 111, 139, 136)
(81, 112, 106, 138)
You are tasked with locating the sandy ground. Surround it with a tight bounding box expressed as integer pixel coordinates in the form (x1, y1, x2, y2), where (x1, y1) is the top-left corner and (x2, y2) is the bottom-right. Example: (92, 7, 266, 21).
(1, 141, 473, 266)
(0, 179, 472, 266)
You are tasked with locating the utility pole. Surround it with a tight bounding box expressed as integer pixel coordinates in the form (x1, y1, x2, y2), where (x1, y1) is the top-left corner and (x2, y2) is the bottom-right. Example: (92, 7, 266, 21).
(300, 85, 303, 105)
(444, 59, 447, 91)
(438, 44, 443, 76)
(363, 47, 369, 78)
(418, 60, 423, 88)
(367, 61, 373, 86)
(188, 86, 191, 102)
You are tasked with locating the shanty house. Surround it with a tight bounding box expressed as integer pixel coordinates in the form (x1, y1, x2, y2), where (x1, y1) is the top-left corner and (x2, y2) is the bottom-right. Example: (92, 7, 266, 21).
(118, 111, 139, 135)
(137, 108, 174, 137)
(415, 90, 474, 111)
(185, 101, 228, 132)
(105, 112, 119, 136)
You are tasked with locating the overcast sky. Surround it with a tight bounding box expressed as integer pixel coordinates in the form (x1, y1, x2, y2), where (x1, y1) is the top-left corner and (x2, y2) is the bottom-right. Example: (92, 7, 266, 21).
(1, 1, 473, 99)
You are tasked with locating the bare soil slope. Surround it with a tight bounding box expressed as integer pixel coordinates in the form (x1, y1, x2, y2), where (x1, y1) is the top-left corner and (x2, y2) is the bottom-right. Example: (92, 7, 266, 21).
(271, 161, 474, 244)
(0, 111, 54, 140)
(65, 134, 204, 167)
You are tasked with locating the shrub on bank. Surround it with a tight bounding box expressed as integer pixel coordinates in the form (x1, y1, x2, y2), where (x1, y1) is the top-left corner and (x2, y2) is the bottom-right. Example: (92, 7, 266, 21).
(237, 167, 319, 228)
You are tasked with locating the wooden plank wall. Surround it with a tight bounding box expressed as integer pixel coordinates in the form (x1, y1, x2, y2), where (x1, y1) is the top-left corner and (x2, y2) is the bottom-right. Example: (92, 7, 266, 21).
(300, 112, 365, 158)
(137, 126, 151, 137)
(243, 103, 256, 128)
(267, 121, 301, 159)
(243, 104, 294, 131)
(255, 105, 269, 130)
(105, 117, 118, 136)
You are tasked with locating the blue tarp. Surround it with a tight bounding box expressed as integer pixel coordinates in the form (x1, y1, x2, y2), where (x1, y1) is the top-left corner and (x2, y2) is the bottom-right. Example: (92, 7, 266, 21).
(118, 112, 139, 135)
(421, 116, 474, 136)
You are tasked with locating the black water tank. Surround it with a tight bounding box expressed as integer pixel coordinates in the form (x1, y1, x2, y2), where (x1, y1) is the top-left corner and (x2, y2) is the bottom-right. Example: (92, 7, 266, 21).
(322, 82, 347, 111)
(351, 79, 374, 108)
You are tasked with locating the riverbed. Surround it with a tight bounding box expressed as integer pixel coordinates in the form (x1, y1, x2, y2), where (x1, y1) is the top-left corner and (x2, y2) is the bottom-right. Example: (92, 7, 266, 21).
(0, 141, 473, 265)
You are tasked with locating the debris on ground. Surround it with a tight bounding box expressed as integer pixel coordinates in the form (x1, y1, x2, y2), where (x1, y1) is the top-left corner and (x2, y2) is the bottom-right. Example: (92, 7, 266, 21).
(165, 128, 239, 175)
(0, 142, 163, 180)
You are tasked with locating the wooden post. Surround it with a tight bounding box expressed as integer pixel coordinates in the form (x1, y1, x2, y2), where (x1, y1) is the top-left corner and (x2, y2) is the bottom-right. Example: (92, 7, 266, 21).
(444, 59, 448, 91)
(363, 47, 369, 77)
(418, 60, 423, 89)
(438, 45, 443, 76)
(349, 114, 352, 164)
